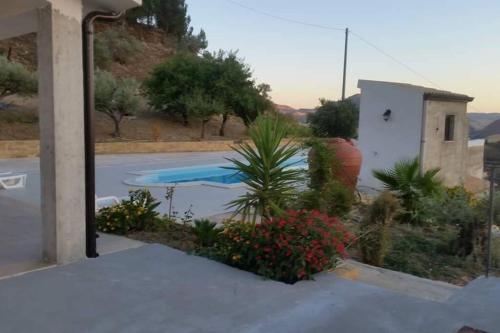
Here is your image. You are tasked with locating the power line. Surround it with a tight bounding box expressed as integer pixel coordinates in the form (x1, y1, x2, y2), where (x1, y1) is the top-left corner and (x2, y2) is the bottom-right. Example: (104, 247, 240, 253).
(221, 0, 483, 111)
(349, 31, 443, 89)
(223, 0, 345, 31)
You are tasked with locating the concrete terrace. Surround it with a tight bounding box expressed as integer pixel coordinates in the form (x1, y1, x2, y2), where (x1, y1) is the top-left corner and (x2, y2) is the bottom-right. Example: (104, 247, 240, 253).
(0, 244, 499, 333)
(0, 151, 248, 277)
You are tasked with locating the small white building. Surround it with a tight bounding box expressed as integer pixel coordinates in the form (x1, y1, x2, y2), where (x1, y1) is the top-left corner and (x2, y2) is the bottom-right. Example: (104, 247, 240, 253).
(357, 80, 484, 190)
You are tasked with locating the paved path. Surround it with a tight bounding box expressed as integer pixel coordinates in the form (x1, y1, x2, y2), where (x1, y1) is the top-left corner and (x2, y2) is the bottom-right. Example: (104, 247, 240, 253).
(0, 244, 498, 333)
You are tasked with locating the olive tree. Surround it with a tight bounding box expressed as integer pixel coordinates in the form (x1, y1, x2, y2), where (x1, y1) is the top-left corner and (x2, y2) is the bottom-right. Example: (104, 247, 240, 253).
(0, 55, 37, 103)
(182, 89, 225, 138)
(145, 51, 272, 135)
(95, 70, 142, 138)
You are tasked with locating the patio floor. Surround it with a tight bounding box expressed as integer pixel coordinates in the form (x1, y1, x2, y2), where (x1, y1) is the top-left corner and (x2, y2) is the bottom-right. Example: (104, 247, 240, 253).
(0, 195, 143, 278)
(0, 244, 498, 333)
(0, 152, 246, 277)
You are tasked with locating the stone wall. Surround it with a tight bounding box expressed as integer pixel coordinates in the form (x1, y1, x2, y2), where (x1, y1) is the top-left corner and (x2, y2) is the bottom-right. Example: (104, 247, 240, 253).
(0, 140, 252, 158)
(421, 100, 469, 187)
(467, 143, 485, 180)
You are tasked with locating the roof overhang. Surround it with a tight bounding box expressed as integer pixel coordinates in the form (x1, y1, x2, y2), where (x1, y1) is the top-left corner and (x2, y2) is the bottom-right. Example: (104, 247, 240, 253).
(358, 79, 475, 104)
(423, 92, 474, 103)
(0, 0, 141, 40)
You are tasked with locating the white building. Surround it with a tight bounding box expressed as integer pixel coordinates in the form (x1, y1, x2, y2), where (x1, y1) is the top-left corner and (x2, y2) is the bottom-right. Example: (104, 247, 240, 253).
(357, 80, 484, 190)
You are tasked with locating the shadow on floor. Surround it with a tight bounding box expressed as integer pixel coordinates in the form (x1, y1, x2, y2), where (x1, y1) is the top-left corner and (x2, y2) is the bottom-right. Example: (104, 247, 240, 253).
(0, 195, 143, 278)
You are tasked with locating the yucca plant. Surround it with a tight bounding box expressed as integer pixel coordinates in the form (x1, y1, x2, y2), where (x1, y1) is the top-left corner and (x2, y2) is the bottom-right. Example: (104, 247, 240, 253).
(373, 157, 442, 221)
(226, 116, 304, 222)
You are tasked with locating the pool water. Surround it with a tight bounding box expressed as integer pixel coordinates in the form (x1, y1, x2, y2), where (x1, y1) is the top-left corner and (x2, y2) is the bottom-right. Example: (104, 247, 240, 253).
(125, 155, 308, 188)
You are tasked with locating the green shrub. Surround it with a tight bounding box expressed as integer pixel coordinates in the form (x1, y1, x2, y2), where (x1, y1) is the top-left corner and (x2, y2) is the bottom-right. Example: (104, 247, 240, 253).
(94, 28, 142, 68)
(359, 192, 399, 266)
(298, 139, 352, 217)
(383, 224, 481, 282)
(96, 189, 160, 235)
(373, 157, 442, 222)
(214, 210, 353, 283)
(0, 55, 37, 102)
(298, 180, 353, 217)
(419, 186, 486, 258)
(192, 219, 219, 247)
(304, 138, 338, 191)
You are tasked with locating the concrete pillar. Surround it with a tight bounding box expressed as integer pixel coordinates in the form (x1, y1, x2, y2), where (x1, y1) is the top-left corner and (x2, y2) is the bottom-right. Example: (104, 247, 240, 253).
(37, 1, 86, 264)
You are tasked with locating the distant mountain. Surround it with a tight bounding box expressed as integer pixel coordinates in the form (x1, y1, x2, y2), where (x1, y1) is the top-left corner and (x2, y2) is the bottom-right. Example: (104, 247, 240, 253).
(471, 117, 500, 139)
(468, 113, 500, 139)
(275, 104, 315, 124)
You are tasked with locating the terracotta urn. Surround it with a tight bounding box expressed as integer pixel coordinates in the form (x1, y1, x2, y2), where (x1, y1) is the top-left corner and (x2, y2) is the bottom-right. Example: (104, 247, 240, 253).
(309, 138, 363, 191)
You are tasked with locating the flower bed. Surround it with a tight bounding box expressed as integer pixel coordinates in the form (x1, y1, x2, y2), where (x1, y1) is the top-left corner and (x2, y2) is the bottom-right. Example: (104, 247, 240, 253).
(210, 210, 354, 284)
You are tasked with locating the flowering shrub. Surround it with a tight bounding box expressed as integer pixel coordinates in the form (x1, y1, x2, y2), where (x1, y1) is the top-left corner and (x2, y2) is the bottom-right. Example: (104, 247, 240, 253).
(215, 210, 354, 283)
(96, 189, 160, 235)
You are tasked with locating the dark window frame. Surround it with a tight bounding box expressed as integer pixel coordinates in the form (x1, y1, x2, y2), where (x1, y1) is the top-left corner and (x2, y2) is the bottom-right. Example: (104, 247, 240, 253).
(444, 114, 455, 141)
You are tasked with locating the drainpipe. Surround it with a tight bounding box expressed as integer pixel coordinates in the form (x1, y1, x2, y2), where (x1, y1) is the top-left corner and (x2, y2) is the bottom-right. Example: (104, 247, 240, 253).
(82, 11, 124, 258)
(418, 99, 427, 175)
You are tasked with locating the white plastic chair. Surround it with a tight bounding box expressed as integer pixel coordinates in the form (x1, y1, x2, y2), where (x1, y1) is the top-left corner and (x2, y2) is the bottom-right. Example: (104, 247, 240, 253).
(95, 194, 122, 212)
(0, 174, 27, 190)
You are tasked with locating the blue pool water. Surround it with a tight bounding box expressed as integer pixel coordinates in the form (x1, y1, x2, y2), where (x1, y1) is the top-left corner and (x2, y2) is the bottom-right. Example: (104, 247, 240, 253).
(126, 155, 308, 188)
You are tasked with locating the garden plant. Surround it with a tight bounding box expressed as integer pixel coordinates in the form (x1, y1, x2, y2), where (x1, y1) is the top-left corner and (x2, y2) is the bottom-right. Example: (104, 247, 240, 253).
(226, 116, 304, 222)
(214, 210, 353, 283)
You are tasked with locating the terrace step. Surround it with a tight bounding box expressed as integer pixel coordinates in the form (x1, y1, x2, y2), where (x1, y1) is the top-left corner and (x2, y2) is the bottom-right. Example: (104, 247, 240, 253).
(333, 259, 461, 302)
(447, 276, 500, 307)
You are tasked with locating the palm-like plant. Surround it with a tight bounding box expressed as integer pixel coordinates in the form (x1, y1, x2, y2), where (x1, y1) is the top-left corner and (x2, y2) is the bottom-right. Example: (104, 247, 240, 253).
(372, 157, 442, 219)
(226, 116, 304, 222)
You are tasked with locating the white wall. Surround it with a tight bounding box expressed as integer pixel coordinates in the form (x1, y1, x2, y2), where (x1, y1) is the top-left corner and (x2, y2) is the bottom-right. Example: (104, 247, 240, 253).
(357, 81, 424, 189)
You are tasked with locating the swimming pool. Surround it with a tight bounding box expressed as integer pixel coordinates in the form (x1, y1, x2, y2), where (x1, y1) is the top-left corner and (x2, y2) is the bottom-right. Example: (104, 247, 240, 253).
(124, 155, 308, 188)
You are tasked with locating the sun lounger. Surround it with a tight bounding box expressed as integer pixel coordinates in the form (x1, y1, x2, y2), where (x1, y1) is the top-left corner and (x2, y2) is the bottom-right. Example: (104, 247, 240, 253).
(0, 174, 27, 189)
(95, 195, 124, 211)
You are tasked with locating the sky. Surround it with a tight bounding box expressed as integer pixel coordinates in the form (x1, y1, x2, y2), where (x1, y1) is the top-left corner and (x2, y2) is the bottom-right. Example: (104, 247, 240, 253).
(187, 0, 500, 112)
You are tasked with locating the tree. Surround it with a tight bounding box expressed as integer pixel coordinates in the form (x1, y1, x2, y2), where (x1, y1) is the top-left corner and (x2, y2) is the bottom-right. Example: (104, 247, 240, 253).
(307, 99, 359, 139)
(0, 55, 37, 103)
(95, 70, 142, 138)
(182, 89, 225, 138)
(145, 51, 271, 132)
(127, 0, 207, 54)
(145, 53, 209, 125)
(204, 51, 272, 135)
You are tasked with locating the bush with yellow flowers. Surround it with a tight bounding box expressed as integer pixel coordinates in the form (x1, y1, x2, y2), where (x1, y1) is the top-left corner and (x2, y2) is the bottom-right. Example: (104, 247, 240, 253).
(96, 189, 161, 235)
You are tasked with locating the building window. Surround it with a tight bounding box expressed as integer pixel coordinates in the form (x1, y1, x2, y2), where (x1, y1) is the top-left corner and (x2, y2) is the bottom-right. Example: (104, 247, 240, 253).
(444, 115, 455, 141)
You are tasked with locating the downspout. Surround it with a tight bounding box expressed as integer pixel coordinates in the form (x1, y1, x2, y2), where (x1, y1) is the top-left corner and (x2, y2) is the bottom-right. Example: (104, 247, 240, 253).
(419, 97, 427, 175)
(82, 11, 124, 258)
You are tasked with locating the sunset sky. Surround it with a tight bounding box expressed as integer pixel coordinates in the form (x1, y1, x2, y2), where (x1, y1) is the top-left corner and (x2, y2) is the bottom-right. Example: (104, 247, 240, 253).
(187, 0, 499, 112)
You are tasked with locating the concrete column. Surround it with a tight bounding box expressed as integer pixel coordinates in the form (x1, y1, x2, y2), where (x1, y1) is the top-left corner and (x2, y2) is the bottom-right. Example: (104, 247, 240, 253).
(37, 2, 86, 264)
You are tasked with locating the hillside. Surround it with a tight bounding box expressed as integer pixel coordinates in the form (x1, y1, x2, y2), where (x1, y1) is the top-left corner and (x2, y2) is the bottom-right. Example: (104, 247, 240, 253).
(0, 22, 248, 142)
(0, 22, 173, 81)
(468, 113, 500, 139)
(275, 104, 315, 124)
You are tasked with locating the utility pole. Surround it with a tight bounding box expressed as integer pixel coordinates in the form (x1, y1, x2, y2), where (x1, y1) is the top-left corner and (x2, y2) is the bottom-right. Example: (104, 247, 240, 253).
(342, 27, 349, 100)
